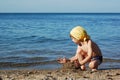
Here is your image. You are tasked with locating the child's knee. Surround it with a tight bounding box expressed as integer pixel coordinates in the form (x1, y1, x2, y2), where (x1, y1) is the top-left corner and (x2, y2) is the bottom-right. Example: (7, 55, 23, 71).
(89, 60, 98, 69)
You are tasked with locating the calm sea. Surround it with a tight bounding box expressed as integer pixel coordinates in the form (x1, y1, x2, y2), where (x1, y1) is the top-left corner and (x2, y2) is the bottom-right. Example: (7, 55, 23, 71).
(0, 13, 120, 70)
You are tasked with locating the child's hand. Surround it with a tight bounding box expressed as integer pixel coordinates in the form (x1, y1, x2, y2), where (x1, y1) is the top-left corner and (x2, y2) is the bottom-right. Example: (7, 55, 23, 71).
(73, 60, 81, 69)
(57, 58, 68, 64)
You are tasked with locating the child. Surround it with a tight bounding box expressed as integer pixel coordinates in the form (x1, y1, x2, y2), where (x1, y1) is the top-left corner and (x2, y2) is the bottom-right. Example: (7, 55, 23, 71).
(57, 26, 103, 71)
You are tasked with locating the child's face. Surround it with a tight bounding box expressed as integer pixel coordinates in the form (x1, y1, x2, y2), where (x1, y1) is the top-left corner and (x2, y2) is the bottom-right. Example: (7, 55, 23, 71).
(71, 37, 80, 44)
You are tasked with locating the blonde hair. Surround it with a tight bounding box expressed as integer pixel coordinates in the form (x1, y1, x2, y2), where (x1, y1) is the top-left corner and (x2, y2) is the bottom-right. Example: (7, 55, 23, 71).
(70, 26, 90, 42)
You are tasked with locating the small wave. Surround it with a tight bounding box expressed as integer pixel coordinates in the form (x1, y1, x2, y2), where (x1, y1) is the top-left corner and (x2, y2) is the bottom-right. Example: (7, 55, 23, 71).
(36, 36, 68, 43)
(103, 58, 120, 63)
(0, 56, 51, 63)
(15, 35, 37, 40)
(6, 49, 66, 55)
(0, 49, 65, 64)
(10, 36, 68, 45)
(0, 60, 59, 70)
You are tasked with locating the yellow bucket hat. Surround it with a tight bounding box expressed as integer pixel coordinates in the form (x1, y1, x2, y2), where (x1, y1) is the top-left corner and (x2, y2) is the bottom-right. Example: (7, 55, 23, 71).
(70, 26, 90, 41)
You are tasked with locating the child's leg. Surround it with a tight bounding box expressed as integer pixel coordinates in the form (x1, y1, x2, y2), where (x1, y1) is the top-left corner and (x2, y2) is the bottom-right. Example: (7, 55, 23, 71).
(73, 59, 86, 70)
(89, 60, 100, 71)
(76, 52, 86, 70)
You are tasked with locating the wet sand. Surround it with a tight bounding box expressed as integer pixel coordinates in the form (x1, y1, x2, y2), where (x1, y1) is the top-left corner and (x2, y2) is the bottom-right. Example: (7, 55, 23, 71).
(0, 62, 120, 80)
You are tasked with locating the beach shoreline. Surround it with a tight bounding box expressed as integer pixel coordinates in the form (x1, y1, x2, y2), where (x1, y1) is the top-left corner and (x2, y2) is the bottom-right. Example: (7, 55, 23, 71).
(0, 69, 120, 80)
(0, 59, 120, 80)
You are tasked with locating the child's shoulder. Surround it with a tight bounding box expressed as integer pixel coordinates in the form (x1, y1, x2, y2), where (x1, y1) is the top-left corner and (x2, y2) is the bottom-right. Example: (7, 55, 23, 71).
(88, 39, 94, 44)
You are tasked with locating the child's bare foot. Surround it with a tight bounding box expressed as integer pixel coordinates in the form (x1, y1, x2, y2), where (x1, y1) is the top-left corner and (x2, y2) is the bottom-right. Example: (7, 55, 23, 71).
(81, 65, 86, 71)
(92, 69, 97, 72)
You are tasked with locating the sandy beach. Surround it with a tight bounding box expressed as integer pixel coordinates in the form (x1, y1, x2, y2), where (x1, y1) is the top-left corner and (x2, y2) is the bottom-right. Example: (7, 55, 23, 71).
(0, 69, 120, 80)
(0, 62, 120, 80)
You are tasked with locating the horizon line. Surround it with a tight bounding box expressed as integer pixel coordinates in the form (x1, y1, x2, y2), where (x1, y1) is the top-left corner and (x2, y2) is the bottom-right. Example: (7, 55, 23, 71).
(0, 12, 120, 14)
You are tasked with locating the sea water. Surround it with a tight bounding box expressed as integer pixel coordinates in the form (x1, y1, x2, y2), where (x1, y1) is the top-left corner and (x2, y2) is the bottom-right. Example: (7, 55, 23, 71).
(0, 13, 120, 70)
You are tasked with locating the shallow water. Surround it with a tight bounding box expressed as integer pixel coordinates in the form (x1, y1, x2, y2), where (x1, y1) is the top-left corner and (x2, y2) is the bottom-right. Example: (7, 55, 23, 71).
(0, 13, 120, 70)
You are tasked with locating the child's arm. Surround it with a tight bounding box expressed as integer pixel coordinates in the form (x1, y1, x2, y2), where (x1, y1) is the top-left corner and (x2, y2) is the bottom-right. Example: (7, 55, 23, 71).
(69, 56, 77, 62)
(80, 40, 92, 65)
(70, 46, 82, 62)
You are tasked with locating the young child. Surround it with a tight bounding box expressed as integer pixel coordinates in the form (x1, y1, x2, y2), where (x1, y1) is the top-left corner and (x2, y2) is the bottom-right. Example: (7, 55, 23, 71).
(57, 26, 103, 71)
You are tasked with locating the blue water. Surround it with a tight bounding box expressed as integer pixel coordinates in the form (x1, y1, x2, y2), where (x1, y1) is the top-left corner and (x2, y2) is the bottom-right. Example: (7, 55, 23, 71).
(0, 13, 120, 70)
